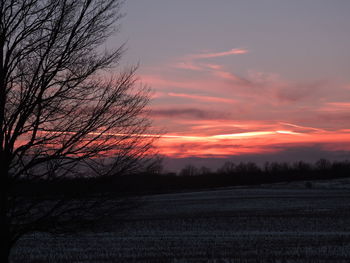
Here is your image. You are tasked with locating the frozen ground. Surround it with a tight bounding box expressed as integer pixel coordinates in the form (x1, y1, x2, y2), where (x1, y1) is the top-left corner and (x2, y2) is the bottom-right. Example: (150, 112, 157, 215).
(12, 182, 350, 262)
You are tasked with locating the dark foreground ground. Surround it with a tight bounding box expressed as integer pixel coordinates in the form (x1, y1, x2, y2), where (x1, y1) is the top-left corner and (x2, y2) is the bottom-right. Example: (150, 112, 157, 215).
(12, 180, 350, 262)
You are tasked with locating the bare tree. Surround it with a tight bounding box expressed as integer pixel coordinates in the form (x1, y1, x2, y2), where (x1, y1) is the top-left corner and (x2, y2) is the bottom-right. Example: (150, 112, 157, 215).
(180, 164, 199, 177)
(0, 0, 156, 261)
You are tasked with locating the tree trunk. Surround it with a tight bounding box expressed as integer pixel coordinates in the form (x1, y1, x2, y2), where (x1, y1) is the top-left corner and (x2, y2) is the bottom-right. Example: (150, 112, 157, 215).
(0, 240, 11, 263)
(0, 163, 12, 263)
(0, 214, 11, 263)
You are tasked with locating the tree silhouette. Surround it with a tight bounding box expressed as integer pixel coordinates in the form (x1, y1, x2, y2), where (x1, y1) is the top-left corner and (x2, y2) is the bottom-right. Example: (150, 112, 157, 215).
(0, 0, 156, 261)
(180, 164, 199, 176)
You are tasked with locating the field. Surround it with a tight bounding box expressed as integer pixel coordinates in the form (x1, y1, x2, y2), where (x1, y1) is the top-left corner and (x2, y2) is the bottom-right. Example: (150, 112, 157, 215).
(12, 180, 350, 262)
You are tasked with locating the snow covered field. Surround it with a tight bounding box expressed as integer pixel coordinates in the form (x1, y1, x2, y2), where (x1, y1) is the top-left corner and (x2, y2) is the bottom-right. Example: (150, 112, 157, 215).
(13, 185, 350, 262)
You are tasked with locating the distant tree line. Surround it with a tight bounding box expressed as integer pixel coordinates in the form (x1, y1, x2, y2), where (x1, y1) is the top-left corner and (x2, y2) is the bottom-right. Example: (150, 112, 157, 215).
(180, 158, 342, 178)
(14, 159, 350, 197)
(178, 159, 350, 182)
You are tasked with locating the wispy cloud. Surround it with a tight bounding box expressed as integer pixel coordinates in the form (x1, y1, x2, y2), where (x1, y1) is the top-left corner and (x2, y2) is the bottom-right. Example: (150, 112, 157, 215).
(156, 129, 350, 158)
(320, 102, 350, 112)
(173, 62, 223, 71)
(203, 63, 223, 70)
(279, 122, 324, 132)
(151, 108, 231, 120)
(140, 49, 350, 159)
(167, 92, 236, 103)
(171, 48, 248, 73)
(188, 48, 248, 59)
(212, 70, 243, 82)
(172, 62, 203, 71)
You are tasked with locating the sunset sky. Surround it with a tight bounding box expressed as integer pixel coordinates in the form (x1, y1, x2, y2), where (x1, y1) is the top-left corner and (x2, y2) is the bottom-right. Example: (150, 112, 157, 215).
(115, 1, 350, 166)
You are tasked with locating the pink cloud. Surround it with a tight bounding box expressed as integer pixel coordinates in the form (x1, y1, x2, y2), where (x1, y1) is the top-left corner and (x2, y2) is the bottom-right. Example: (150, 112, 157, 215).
(203, 63, 223, 70)
(186, 120, 276, 131)
(139, 50, 350, 159)
(320, 102, 350, 111)
(172, 62, 223, 72)
(189, 48, 248, 59)
(167, 92, 236, 103)
(155, 129, 350, 158)
(139, 73, 244, 96)
(212, 70, 242, 82)
(151, 107, 231, 120)
(139, 74, 210, 91)
(279, 122, 325, 132)
(172, 62, 203, 71)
